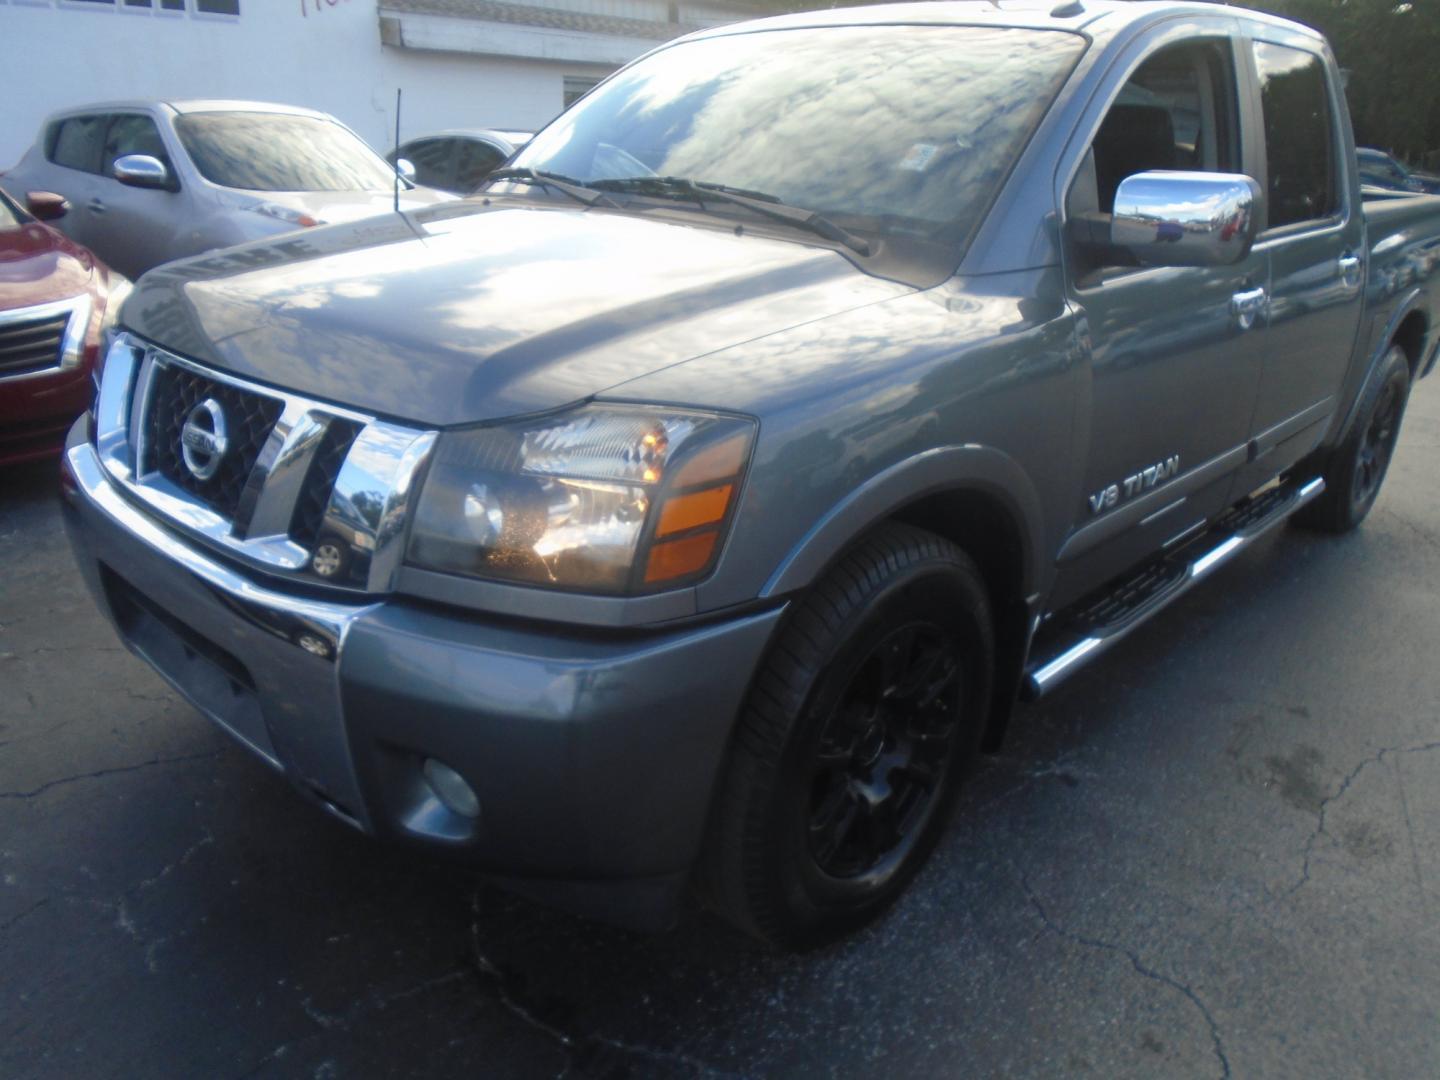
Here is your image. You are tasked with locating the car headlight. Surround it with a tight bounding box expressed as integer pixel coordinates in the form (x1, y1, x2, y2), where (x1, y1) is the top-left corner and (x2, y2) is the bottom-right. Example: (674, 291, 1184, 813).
(406, 404, 756, 594)
(247, 201, 324, 228)
(99, 275, 133, 338)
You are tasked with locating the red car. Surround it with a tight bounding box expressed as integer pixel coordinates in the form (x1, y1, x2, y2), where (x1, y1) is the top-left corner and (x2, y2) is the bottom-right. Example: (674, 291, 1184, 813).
(0, 185, 127, 466)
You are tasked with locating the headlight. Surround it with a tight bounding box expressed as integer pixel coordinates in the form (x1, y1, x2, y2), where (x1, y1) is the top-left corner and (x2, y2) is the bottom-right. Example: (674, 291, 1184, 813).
(407, 404, 756, 594)
(247, 201, 324, 228)
(99, 275, 133, 338)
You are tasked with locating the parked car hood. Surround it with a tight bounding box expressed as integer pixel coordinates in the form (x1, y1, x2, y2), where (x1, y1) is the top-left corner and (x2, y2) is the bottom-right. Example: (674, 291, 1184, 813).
(123, 201, 910, 426)
(0, 219, 97, 312)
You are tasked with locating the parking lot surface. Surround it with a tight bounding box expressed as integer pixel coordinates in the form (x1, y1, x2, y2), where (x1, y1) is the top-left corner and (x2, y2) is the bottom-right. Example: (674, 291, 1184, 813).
(5, 382, 1440, 1079)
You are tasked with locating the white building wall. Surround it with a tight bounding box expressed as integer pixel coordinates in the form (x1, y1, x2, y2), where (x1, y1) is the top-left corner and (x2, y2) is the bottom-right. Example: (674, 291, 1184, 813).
(0, 0, 618, 170)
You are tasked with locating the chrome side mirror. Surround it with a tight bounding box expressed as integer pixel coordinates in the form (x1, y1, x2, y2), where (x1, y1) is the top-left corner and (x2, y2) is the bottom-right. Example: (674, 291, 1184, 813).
(395, 158, 416, 181)
(1110, 171, 1261, 268)
(113, 154, 173, 191)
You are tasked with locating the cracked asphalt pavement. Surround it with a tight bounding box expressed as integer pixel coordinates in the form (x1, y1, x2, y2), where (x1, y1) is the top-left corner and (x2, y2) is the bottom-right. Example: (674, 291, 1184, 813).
(5, 382, 1440, 1079)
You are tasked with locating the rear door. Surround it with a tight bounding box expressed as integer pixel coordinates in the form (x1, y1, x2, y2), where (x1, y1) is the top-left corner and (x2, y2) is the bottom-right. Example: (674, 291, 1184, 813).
(87, 112, 189, 279)
(1237, 36, 1365, 490)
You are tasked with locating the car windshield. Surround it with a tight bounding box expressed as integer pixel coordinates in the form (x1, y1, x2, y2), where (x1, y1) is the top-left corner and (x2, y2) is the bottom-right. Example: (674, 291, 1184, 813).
(511, 25, 1084, 279)
(175, 112, 398, 192)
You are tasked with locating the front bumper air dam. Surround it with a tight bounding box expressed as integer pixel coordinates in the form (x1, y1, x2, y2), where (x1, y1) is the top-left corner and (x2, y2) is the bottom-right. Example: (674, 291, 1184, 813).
(58, 418, 786, 929)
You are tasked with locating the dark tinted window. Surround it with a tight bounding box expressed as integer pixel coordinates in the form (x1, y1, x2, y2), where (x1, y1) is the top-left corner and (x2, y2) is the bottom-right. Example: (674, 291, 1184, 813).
(175, 112, 396, 192)
(50, 115, 109, 174)
(398, 138, 455, 190)
(1254, 42, 1337, 229)
(103, 114, 172, 177)
(453, 139, 507, 191)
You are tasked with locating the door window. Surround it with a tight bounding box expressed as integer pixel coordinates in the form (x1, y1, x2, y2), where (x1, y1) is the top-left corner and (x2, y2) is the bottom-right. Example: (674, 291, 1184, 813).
(102, 114, 173, 179)
(1069, 40, 1240, 274)
(49, 115, 110, 174)
(399, 138, 456, 191)
(1253, 42, 1337, 230)
(452, 139, 507, 192)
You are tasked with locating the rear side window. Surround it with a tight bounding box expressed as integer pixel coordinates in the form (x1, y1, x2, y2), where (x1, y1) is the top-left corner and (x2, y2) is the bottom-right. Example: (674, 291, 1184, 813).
(1253, 42, 1338, 229)
(49, 115, 109, 174)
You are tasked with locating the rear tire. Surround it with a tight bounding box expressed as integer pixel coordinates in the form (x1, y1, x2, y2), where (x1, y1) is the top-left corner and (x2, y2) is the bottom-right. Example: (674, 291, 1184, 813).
(699, 523, 994, 949)
(1296, 344, 1411, 534)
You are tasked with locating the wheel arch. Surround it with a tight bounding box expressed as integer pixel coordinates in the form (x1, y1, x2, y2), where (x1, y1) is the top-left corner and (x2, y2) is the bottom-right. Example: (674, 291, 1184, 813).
(759, 445, 1048, 751)
(1335, 290, 1431, 445)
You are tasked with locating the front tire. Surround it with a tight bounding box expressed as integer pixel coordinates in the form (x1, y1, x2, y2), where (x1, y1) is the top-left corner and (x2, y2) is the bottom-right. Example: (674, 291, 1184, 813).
(700, 524, 994, 949)
(1297, 344, 1411, 534)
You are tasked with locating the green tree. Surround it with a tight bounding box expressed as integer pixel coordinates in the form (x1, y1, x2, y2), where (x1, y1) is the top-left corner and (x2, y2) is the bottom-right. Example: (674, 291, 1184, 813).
(1253, 0, 1440, 165)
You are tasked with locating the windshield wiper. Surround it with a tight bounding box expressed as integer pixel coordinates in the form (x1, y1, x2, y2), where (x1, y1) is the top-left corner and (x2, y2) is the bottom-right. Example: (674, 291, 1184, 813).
(485, 167, 618, 208)
(590, 176, 872, 256)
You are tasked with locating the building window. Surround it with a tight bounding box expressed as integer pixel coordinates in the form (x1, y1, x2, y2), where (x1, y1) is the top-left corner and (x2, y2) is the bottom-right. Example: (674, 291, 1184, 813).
(563, 77, 600, 109)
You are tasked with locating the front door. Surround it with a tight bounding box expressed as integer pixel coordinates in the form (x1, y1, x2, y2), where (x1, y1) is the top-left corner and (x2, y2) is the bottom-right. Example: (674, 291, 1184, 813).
(1052, 34, 1268, 607)
(88, 113, 188, 280)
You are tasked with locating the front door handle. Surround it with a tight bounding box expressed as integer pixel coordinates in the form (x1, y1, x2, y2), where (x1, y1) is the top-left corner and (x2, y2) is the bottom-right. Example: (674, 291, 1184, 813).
(88, 198, 106, 214)
(1339, 253, 1363, 288)
(1231, 286, 1268, 331)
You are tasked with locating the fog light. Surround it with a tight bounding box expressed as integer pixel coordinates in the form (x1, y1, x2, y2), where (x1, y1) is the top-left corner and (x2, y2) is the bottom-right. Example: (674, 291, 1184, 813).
(422, 758, 480, 820)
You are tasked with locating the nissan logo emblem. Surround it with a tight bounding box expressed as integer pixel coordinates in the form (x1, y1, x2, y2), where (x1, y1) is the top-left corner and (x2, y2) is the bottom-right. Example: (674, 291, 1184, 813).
(180, 398, 229, 481)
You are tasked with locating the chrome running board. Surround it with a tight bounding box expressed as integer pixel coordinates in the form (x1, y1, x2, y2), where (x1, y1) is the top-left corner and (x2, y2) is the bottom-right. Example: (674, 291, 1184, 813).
(1021, 475, 1325, 700)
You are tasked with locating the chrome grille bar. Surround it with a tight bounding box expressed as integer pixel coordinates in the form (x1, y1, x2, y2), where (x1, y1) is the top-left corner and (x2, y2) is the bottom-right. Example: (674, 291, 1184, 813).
(94, 332, 437, 593)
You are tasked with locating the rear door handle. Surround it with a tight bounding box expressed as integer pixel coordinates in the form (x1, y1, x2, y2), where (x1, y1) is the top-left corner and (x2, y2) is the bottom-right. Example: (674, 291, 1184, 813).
(1339, 253, 1363, 288)
(88, 198, 106, 214)
(1231, 286, 1267, 331)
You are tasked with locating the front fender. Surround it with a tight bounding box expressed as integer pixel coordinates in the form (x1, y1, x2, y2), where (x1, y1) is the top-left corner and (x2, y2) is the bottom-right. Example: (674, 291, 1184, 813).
(759, 444, 1047, 600)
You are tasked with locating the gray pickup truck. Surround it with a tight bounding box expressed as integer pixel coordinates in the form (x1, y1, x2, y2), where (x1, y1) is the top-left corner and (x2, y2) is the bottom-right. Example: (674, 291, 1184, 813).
(60, 1, 1440, 947)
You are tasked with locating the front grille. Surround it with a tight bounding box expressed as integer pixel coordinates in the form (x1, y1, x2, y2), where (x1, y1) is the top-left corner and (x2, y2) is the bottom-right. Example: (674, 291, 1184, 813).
(290, 418, 362, 549)
(0, 312, 68, 377)
(144, 362, 283, 519)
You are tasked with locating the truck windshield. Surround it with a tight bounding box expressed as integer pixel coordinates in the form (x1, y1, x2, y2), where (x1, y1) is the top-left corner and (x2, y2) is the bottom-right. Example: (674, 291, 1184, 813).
(175, 113, 399, 193)
(512, 25, 1085, 280)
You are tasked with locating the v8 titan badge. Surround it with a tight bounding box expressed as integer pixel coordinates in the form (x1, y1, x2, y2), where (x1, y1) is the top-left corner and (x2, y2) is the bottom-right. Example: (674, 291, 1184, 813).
(1089, 455, 1180, 515)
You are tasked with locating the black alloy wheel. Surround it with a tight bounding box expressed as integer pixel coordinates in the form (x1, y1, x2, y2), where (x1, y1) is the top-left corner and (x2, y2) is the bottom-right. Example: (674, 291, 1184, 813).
(700, 523, 995, 949)
(1297, 343, 1411, 533)
(806, 621, 964, 883)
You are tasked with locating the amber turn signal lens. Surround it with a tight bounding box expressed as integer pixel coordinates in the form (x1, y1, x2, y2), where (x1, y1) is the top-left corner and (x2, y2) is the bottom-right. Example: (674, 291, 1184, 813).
(657, 484, 732, 538)
(644, 531, 718, 583)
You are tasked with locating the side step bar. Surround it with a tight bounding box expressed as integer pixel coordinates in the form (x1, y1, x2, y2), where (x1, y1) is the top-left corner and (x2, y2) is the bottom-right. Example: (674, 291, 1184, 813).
(1021, 475, 1326, 700)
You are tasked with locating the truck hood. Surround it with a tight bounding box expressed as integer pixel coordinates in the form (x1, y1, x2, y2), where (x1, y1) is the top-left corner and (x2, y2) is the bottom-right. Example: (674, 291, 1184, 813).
(245, 186, 455, 224)
(124, 201, 909, 426)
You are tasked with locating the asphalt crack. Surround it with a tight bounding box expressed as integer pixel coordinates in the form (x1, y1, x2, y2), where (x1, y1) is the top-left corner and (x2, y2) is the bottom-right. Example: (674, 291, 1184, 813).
(1284, 739, 1440, 898)
(1019, 872, 1231, 1079)
(467, 894, 725, 1078)
(0, 750, 221, 800)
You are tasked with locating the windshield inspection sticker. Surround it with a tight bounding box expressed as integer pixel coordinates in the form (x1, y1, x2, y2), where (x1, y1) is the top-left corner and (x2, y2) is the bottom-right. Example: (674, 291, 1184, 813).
(898, 143, 940, 172)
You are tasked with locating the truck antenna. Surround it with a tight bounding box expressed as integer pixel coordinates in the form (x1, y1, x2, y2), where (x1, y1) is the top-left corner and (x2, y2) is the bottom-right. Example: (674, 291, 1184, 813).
(393, 87, 402, 215)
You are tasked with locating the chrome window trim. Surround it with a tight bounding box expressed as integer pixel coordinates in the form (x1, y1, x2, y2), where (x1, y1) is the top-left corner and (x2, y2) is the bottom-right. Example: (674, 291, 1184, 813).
(94, 331, 437, 593)
(0, 294, 92, 383)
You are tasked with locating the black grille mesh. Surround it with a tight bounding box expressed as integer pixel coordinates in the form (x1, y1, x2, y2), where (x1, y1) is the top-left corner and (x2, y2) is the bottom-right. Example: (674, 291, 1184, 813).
(145, 363, 283, 519)
(0, 312, 68, 377)
(290, 418, 362, 549)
